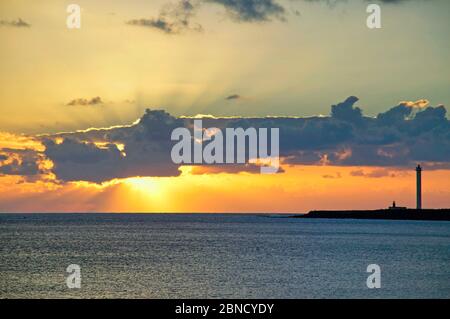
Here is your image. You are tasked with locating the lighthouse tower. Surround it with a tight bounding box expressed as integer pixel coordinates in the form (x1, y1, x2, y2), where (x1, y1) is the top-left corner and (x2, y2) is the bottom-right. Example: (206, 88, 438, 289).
(416, 165, 422, 210)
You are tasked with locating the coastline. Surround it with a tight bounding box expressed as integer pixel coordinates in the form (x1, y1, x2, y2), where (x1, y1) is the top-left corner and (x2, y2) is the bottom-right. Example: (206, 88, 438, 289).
(295, 209, 450, 221)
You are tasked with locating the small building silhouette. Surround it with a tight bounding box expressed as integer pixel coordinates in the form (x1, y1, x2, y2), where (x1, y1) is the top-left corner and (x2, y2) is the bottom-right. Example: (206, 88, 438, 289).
(389, 201, 407, 210)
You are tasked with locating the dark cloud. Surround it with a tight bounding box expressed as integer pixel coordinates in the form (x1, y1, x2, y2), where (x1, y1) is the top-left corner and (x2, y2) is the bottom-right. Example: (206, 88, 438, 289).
(0, 149, 41, 176)
(0, 18, 30, 28)
(127, 18, 175, 33)
(0, 159, 39, 176)
(281, 97, 449, 167)
(42, 110, 183, 183)
(226, 94, 241, 100)
(67, 97, 103, 106)
(219, 96, 448, 168)
(127, 0, 429, 34)
(44, 139, 119, 164)
(127, 0, 287, 34)
(331, 96, 363, 124)
(1, 96, 448, 183)
(206, 0, 286, 22)
(126, 0, 202, 34)
(377, 103, 412, 126)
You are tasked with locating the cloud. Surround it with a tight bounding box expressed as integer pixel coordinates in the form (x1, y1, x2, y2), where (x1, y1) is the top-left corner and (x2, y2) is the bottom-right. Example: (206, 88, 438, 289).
(377, 103, 413, 126)
(67, 97, 103, 106)
(350, 168, 410, 178)
(0, 149, 44, 176)
(0, 158, 39, 176)
(331, 96, 363, 124)
(41, 110, 183, 183)
(127, 0, 429, 34)
(225, 94, 241, 100)
(0, 132, 44, 151)
(350, 169, 391, 178)
(0, 133, 50, 181)
(322, 172, 341, 178)
(127, 18, 178, 33)
(0, 96, 448, 183)
(0, 18, 30, 28)
(284, 97, 448, 167)
(126, 0, 202, 34)
(127, 0, 287, 34)
(399, 99, 430, 109)
(206, 0, 286, 22)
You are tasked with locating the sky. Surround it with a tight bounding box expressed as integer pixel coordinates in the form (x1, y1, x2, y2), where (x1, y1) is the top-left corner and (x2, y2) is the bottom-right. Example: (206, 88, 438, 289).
(0, 0, 449, 212)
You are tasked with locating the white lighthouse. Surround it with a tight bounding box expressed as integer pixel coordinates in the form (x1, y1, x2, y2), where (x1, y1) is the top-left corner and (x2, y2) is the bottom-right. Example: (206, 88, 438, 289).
(416, 164, 422, 210)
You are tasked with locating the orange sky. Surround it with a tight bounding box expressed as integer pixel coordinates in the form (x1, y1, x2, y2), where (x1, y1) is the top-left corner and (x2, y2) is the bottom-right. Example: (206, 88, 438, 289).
(1, 124, 449, 213)
(1, 1, 449, 213)
(1, 161, 449, 213)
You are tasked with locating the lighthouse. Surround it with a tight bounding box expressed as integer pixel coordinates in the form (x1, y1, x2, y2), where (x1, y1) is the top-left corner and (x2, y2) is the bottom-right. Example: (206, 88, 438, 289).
(416, 164, 422, 210)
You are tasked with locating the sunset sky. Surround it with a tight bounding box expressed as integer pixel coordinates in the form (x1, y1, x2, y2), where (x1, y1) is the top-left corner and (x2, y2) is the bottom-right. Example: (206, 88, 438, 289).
(0, 0, 449, 212)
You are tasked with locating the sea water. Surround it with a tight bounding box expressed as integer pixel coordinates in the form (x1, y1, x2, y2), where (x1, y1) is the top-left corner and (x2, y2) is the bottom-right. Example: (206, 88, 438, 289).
(0, 213, 449, 298)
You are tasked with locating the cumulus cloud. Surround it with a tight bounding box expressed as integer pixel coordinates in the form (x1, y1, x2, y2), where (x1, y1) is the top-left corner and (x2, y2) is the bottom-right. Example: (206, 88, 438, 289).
(40, 110, 183, 183)
(0, 149, 44, 177)
(377, 103, 413, 125)
(282, 98, 449, 167)
(67, 97, 103, 106)
(331, 96, 363, 124)
(0, 18, 30, 28)
(0, 96, 448, 183)
(43, 137, 180, 183)
(0, 159, 39, 176)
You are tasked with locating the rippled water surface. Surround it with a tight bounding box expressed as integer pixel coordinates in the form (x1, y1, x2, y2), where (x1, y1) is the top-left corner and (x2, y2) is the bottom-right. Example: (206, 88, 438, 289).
(1, 213, 449, 298)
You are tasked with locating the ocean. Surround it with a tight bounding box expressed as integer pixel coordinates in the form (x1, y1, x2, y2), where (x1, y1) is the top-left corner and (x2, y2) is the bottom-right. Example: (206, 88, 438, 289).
(0, 213, 449, 299)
